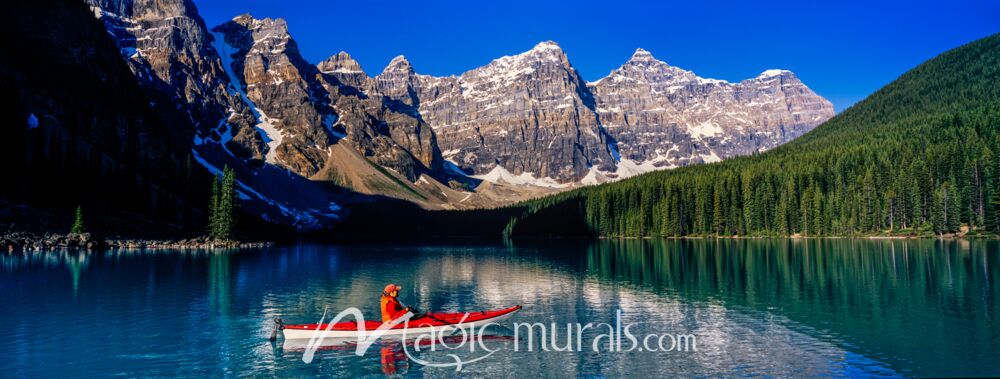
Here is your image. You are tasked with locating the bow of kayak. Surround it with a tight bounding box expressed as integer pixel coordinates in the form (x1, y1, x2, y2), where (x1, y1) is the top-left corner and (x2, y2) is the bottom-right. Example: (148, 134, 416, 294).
(280, 305, 521, 340)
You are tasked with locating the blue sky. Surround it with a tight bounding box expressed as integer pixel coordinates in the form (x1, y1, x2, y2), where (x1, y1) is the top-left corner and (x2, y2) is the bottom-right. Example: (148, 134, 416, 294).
(195, 0, 999, 112)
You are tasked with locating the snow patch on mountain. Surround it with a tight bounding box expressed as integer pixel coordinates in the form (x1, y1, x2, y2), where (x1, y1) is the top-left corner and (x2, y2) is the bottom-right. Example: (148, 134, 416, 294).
(758, 69, 791, 78)
(580, 167, 607, 185)
(530, 40, 563, 53)
(700, 151, 722, 163)
(321, 67, 363, 74)
(689, 121, 723, 138)
(254, 110, 284, 163)
(210, 30, 284, 164)
(613, 158, 676, 180)
(472, 165, 570, 188)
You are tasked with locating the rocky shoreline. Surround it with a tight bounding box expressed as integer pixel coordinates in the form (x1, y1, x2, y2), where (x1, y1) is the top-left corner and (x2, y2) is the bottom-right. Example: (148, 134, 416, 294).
(1, 232, 274, 252)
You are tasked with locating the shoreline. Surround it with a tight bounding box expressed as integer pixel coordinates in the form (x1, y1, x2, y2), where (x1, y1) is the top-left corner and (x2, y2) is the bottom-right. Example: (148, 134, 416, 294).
(5, 231, 995, 252)
(1, 232, 273, 252)
(596, 233, 998, 240)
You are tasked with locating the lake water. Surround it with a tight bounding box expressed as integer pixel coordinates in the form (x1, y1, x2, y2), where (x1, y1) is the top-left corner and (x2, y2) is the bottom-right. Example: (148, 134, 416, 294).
(1, 239, 997, 377)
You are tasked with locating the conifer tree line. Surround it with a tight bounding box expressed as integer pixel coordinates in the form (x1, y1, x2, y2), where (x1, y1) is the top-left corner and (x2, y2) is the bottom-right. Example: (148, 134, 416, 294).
(503, 34, 1000, 238)
(208, 165, 237, 239)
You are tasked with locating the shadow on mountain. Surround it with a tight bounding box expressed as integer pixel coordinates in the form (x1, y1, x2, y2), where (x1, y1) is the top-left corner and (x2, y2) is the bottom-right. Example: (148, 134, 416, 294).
(312, 192, 595, 242)
(0, 0, 216, 237)
(0, 0, 594, 241)
(0, 0, 406, 239)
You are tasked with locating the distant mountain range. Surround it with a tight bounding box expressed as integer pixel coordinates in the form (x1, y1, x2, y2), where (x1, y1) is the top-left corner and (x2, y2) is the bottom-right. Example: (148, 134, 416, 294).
(5, 0, 834, 232)
(329, 32, 1000, 240)
(373, 41, 832, 186)
(492, 33, 1000, 239)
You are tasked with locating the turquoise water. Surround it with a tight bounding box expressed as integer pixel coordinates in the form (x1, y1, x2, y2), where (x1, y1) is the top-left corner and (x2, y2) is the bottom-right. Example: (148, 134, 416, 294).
(1, 239, 996, 377)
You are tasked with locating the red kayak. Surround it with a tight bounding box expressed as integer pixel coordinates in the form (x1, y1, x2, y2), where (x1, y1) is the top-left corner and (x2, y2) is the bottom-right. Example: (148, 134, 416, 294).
(281, 305, 521, 340)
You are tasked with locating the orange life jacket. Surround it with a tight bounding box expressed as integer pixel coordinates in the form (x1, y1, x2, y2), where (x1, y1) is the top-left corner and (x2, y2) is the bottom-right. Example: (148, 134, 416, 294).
(380, 294, 405, 323)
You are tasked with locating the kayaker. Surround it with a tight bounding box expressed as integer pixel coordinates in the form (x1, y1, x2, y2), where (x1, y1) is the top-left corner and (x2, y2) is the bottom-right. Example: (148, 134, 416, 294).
(380, 284, 411, 323)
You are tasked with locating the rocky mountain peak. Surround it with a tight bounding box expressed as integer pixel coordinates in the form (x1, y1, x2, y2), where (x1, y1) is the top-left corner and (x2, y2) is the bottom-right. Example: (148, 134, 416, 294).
(459, 40, 575, 87)
(594, 47, 698, 87)
(756, 69, 795, 79)
(211, 13, 337, 176)
(89, 0, 198, 21)
(230, 13, 253, 24)
(403, 39, 615, 184)
(531, 40, 562, 51)
(619, 48, 678, 73)
(382, 55, 414, 75)
(318, 51, 364, 74)
(85, 0, 835, 210)
(218, 14, 297, 59)
(589, 51, 833, 181)
(523, 40, 570, 65)
(628, 47, 655, 62)
(230, 13, 287, 32)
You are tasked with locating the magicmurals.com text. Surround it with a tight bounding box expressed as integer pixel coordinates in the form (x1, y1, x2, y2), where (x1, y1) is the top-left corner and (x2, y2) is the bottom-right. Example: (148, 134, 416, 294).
(508, 310, 697, 353)
(298, 308, 697, 371)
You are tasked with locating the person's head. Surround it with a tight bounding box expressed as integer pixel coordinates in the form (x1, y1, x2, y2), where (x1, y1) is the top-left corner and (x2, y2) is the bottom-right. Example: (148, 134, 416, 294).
(383, 284, 401, 298)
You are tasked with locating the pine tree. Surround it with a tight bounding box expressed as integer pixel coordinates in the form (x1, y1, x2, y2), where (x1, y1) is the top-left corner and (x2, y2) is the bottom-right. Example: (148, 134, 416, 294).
(70, 206, 86, 234)
(208, 174, 220, 238)
(217, 166, 237, 239)
(812, 186, 824, 236)
(932, 185, 946, 235)
(206, 167, 237, 240)
(945, 181, 961, 232)
(712, 186, 725, 235)
(987, 186, 1000, 233)
(800, 184, 813, 236)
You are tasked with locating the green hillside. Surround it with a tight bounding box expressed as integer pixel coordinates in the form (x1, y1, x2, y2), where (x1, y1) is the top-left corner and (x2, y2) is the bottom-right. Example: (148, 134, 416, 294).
(503, 33, 1000, 238)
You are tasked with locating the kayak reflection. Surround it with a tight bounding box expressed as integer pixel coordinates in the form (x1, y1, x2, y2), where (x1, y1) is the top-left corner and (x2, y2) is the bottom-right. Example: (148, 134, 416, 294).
(380, 342, 405, 376)
(276, 328, 515, 351)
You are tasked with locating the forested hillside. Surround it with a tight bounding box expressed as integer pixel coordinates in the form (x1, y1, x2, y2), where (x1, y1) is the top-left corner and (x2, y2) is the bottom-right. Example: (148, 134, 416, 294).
(500, 33, 1000, 238)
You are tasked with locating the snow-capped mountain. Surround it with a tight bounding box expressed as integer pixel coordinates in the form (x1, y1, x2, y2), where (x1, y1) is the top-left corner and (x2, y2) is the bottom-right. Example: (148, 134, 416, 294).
(82, 0, 834, 227)
(368, 42, 833, 186)
(378, 41, 617, 185)
(586, 48, 834, 182)
(210, 14, 336, 175)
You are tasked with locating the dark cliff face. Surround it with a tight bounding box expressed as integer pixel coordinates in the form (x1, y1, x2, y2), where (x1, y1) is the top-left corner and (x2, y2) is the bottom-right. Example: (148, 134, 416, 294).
(211, 15, 334, 176)
(318, 54, 446, 181)
(81, 1, 450, 189)
(0, 0, 212, 233)
(209, 14, 447, 183)
(85, 0, 267, 162)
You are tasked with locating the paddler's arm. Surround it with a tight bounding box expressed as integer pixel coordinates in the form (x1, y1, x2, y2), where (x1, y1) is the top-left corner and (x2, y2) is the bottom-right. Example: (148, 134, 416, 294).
(391, 298, 411, 317)
(394, 298, 423, 319)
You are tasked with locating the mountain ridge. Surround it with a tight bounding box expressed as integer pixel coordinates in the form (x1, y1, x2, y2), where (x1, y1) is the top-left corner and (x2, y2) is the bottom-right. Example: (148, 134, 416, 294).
(502, 32, 1000, 238)
(78, 1, 833, 230)
(360, 40, 833, 184)
(329, 32, 1000, 239)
